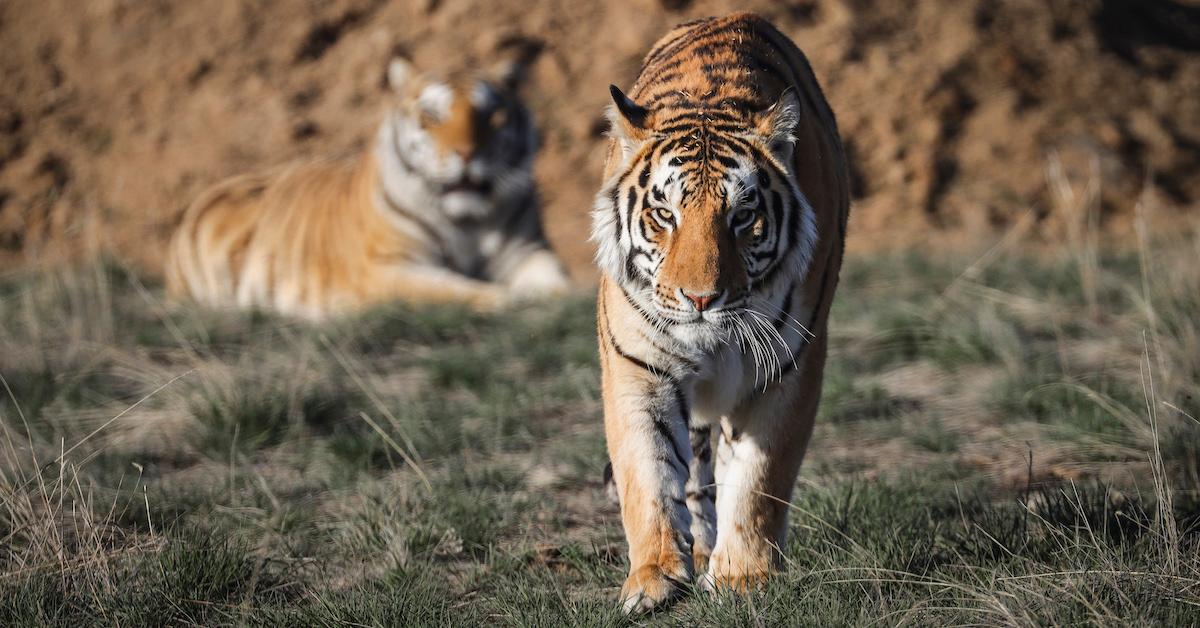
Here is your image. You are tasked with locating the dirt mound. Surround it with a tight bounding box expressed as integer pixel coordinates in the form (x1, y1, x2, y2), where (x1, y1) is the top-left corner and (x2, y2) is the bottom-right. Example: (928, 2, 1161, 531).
(1, 0, 1197, 277)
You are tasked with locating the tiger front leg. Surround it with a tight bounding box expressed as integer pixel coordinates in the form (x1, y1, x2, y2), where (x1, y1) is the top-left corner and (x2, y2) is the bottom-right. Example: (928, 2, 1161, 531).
(705, 342, 824, 592)
(371, 265, 508, 311)
(602, 370, 695, 613)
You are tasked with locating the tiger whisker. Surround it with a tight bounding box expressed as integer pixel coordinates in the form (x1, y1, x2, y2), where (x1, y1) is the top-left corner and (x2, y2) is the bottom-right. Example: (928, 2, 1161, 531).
(736, 313, 772, 391)
(742, 311, 777, 383)
(751, 296, 815, 340)
(744, 307, 797, 378)
(748, 311, 784, 384)
(732, 316, 764, 389)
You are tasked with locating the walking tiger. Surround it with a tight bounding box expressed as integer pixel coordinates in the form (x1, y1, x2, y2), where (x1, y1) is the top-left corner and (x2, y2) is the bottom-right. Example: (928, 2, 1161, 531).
(591, 13, 850, 612)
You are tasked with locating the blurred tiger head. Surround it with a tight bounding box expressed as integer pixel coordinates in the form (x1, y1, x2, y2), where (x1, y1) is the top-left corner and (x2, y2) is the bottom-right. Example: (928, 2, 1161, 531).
(383, 56, 536, 216)
(592, 86, 817, 349)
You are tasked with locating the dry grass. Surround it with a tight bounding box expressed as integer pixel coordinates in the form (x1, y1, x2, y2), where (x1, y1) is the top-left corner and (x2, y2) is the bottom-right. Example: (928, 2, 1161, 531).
(1, 198, 1198, 622)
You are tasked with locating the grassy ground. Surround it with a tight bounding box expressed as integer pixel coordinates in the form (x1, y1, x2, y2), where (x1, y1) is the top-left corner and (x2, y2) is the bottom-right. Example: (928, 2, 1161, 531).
(2, 228, 1199, 625)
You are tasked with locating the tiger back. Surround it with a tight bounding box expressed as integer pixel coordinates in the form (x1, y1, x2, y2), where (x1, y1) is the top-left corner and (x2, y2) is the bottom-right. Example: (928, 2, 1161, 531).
(591, 13, 849, 612)
(167, 55, 568, 319)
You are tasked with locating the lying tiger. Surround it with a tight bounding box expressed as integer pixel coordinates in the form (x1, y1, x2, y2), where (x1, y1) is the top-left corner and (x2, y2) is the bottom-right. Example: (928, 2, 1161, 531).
(591, 13, 849, 611)
(167, 56, 569, 319)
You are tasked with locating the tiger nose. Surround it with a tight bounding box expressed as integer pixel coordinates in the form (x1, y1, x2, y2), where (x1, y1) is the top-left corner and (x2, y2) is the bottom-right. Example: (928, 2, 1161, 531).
(681, 289, 722, 312)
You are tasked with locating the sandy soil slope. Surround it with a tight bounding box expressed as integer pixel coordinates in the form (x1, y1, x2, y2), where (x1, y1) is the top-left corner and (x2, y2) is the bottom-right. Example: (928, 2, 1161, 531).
(1, 0, 1197, 276)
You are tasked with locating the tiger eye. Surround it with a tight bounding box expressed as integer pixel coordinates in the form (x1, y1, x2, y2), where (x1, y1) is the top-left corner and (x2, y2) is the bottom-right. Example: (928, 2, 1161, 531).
(654, 207, 674, 224)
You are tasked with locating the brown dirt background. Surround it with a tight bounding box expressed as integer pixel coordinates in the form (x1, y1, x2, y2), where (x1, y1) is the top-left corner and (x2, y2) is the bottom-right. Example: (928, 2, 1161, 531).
(1, 0, 1197, 279)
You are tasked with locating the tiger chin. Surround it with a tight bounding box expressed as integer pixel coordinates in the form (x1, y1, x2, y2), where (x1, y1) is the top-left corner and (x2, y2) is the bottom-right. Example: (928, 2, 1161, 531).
(166, 54, 569, 320)
(590, 13, 850, 613)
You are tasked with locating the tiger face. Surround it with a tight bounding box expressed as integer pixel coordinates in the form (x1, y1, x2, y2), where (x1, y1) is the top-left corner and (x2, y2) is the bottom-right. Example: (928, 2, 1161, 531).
(385, 58, 535, 218)
(593, 87, 816, 349)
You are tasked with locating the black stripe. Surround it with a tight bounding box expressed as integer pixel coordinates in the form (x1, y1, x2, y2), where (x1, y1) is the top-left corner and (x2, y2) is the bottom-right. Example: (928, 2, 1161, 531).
(624, 254, 650, 289)
(627, 242, 656, 273)
(774, 249, 835, 379)
(674, 387, 690, 429)
(773, 283, 796, 333)
(635, 327, 695, 370)
(657, 135, 690, 155)
(638, 162, 651, 189)
(653, 412, 689, 473)
(601, 293, 666, 378)
(378, 189, 447, 261)
(748, 191, 803, 293)
(625, 187, 639, 232)
(785, 190, 801, 253)
(771, 190, 785, 240)
(687, 42, 781, 82)
(623, 253, 637, 282)
(643, 71, 684, 90)
(638, 57, 688, 96)
(654, 120, 746, 137)
(701, 60, 754, 74)
(711, 152, 740, 170)
(607, 185, 621, 250)
(638, 22, 732, 88)
(756, 168, 771, 189)
(721, 134, 759, 156)
(657, 450, 687, 474)
(643, 17, 710, 64)
(654, 109, 744, 127)
(601, 294, 692, 474)
(689, 426, 712, 459)
(620, 284, 675, 329)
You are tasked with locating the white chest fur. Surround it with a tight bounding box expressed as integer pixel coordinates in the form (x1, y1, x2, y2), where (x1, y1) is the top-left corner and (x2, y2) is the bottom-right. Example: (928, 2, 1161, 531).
(687, 345, 746, 427)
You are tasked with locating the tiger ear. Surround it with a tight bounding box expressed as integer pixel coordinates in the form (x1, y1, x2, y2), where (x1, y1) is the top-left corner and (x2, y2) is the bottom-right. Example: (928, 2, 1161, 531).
(491, 59, 526, 91)
(387, 57, 415, 92)
(757, 87, 801, 159)
(490, 37, 544, 91)
(607, 85, 654, 144)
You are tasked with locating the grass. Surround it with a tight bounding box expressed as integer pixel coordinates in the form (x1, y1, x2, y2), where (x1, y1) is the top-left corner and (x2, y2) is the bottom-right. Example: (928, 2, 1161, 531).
(2, 222, 1199, 624)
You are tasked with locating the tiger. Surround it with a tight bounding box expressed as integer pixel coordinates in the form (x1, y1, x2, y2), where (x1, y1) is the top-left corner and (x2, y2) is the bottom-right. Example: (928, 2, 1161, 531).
(166, 55, 569, 320)
(590, 13, 849, 612)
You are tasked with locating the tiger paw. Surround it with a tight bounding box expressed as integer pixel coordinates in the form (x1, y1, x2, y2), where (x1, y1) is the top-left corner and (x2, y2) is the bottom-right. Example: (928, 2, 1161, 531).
(466, 285, 511, 312)
(700, 569, 769, 594)
(620, 564, 688, 614)
(701, 551, 771, 594)
(506, 251, 572, 300)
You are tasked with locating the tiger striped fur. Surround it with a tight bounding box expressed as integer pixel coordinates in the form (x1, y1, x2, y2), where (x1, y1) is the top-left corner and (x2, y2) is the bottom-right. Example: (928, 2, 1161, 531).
(591, 13, 849, 612)
(166, 56, 568, 320)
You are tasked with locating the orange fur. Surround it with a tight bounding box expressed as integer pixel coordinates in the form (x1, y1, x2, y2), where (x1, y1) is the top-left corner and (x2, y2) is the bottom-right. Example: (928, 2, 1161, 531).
(168, 60, 566, 319)
(593, 13, 849, 611)
(167, 154, 506, 319)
